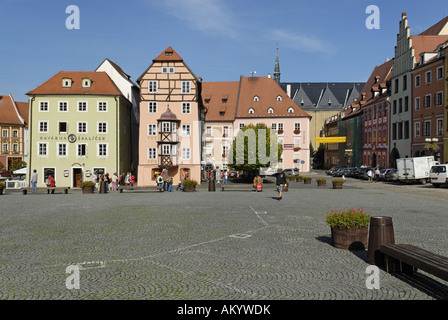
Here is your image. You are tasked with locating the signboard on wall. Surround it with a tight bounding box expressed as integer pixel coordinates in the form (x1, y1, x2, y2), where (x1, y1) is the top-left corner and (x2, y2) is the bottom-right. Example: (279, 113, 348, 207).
(315, 137, 347, 143)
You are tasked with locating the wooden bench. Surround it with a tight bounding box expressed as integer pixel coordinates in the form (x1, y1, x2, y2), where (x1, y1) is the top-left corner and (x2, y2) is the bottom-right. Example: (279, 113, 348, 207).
(118, 185, 163, 193)
(220, 184, 256, 191)
(22, 187, 70, 195)
(380, 244, 448, 281)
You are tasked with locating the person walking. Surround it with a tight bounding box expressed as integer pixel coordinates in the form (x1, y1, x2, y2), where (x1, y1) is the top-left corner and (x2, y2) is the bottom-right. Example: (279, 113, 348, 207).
(367, 169, 373, 182)
(167, 177, 173, 192)
(222, 170, 228, 184)
(180, 169, 186, 190)
(111, 172, 118, 191)
(253, 174, 262, 192)
(374, 167, 380, 182)
(162, 167, 168, 191)
(30, 169, 38, 193)
(276, 170, 287, 200)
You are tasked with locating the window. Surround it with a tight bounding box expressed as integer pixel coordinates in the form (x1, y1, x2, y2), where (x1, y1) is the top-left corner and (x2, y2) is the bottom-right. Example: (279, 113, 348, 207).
(437, 66, 443, 80)
(148, 124, 157, 136)
(148, 102, 157, 113)
(182, 147, 191, 159)
(425, 71, 431, 84)
(39, 101, 49, 112)
(288, 107, 294, 114)
(2, 144, 8, 153)
(239, 123, 245, 129)
(162, 66, 175, 73)
(57, 143, 67, 157)
(78, 101, 87, 112)
(394, 79, 399, 93)
(254, 96, 259, 102)
(62, 78, 72, 87)
(148, 148, 157, 159)
(182, 124, 190, 136)
(294, 123, 301, 132)
(161, 144, 171, 155)
(248, 108, 254, 114)
(437, 119, 443, 136)
(415, 75, 420, 87)
(424, 94, 431, 108)
(223, 126, 229, 137)
(436, 92, 443, 106)
(148, 81, 158, 93)
(206, 126, 212, 137)
(82, 78, 91, 88)
(404, 121, 410, 139)
(12, 130, 18, 138)
(39, 121, 48, 133)
(222, 146, 229, 157)
(392, 123, 397, 140)
(404, 96, 409, 112)
(415, 97, 420, 111)
(77, 122, 87, 133)
(403, 75, 407, 91)
(59, 122, 68, 133)
(13, 144, 18, 153)
(2, 129, 8, 137)
(98, 143, 108, 157)
(414, 122, 420, 138)
(59, 101, 68, 112)
(398, 122, 403, 140)
(423, 120, 431, 137)
(271, 123, 277, 130)
(398, 98, 403, 113)
(161, 122, 171, 133)
(77, 144, 87, 157)
(38, 142, 48, 156)
(277, 95, 282, 102)
(278, 123, 284, 131)
(98, 101, 107, 112)
(393, 100, 397, 114)
(182, 102, 191, 114)
(181, 81, 191, 94)
(267, 107, 274, 114)
(98, 122, 107, 134)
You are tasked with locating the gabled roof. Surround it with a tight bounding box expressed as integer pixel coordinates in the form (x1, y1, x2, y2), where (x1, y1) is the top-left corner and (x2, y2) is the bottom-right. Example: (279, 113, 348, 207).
(0, 94, 28, 126)
(419, 16, 448, 36)
(410, 35, 448, 63)
(96, 58, 137, 87)
(202, 81, 239, 122)
(27, 71, 122, 96)
(236, 76, 310, 118)
(153, 46, 183, 62)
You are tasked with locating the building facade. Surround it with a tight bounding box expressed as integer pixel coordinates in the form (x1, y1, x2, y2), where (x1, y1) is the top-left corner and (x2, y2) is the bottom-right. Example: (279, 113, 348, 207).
(0, 94, 28, 171)
(26, 71, 132, 187)
(136, 47, 204, 186)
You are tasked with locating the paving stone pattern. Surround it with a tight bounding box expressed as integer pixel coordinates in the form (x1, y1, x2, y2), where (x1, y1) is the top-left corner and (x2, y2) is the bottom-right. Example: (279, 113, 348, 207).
(1, 172, 448, 300)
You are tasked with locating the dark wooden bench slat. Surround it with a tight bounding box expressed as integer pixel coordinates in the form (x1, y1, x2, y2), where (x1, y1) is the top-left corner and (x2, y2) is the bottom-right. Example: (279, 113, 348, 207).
(381, 244, 448, 281)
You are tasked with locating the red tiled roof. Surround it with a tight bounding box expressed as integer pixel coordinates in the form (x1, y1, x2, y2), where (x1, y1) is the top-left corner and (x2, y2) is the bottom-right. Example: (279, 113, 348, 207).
(202, 81, 239, 121)
(153, 46, 183, 62)
(411, 35, 448, 63)
(27, 71, 122, 96)
(0, 94, 27, 126)
(236, 77, 310, 118)
(419, 16, 448, 35)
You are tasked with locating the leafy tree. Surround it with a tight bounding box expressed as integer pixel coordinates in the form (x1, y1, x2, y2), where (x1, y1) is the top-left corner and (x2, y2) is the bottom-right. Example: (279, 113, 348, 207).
(228, 123, 282, 173)
(10, 160, 26, 172)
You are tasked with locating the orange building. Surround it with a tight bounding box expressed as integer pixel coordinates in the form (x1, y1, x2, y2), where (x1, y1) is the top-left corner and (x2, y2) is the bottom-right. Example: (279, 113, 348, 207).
(0, 94, 28, 172)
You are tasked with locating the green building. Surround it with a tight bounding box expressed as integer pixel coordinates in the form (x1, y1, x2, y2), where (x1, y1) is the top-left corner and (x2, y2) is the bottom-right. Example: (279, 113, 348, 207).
(26, 71, 132, 188)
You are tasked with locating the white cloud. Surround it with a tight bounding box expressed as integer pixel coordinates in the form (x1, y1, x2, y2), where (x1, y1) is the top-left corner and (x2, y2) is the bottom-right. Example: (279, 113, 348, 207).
(268, 29, 333, 54)
(153, 0, 240, 39)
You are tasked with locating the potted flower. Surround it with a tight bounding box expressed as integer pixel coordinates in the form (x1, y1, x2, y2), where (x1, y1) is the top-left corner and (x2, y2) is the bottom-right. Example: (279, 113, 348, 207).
(302, 176, 312, 184)
(316, 178, 326, 187)
(296, 175, 303, 182)
(81, 181, 95, 194)
(293, 147, 300, 152)
(182, 179, 198, 192)
(0, 182, 5, 195)
(332, 178, 345, 189)
(293, 130, 301, 135)
(286, 174, 296, 181)
(326, 208, 371, 250)
(277, 129, 284, 134)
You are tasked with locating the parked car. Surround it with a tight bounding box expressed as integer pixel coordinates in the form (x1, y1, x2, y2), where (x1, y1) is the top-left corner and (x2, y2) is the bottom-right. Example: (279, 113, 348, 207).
(342, 167, 358, 178)
(357, 167, 374, 179)
(379, 168, 394, 181)
(384, 169, 398, 182)
(429, 164, 448, 188)
(283, 168, 299, 176)
(326, 165, 348, 175)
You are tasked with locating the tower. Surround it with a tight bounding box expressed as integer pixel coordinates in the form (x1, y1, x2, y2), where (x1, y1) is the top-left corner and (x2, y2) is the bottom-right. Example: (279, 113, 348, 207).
(273, 46, 281, 84)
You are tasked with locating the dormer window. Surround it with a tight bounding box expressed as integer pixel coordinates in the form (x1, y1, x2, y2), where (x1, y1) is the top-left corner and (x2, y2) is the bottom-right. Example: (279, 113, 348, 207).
(254, 96, 259, 102)
(287, 107, 294, 114)
(277, 95, 282, 102)
(267, 107, 274, 114)
(82, 78, 92, 88)
(165, 51, 173, 56)
(62, 78, 72, 88)
(162, 66, 175, 73)
(248, 108, 255, 114)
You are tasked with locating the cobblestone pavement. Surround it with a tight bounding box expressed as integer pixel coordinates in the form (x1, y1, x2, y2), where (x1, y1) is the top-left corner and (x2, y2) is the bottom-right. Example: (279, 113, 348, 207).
(1, 171, 448, 300)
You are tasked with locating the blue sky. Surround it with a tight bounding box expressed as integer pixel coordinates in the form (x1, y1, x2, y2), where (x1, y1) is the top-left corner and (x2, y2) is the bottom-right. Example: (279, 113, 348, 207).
(1, 0, 448, 102)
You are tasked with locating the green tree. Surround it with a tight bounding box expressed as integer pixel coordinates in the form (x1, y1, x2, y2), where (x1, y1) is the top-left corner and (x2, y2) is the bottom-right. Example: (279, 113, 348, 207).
(10, 160, 26, 172)
(228, 123, 282, 173)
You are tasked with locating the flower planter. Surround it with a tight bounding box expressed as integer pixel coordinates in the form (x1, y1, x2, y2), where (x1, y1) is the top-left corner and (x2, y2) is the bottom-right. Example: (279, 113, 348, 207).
(293, 147, 300, 152)
(332, 182, 343, 189)
(317, 181, 326, 187)
(293, 130, 301, 135)
(184, 186, 196, 192)
(0, 189, 4, 195)
(277, 130, 284, 134)
(303, 179, 311, 184)
(82, 186, 94, 194)
(331, 226, 368, 250)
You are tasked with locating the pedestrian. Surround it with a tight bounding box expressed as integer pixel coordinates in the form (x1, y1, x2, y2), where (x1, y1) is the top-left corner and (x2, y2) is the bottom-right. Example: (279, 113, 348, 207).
(30, 169, 38, 193)
(46, 174, 56, 194)
(167, 177, 173, 192)
(156, 174, 164, 191)
(367, 169, 373, 182)
(111, 172, 118, 191)
(276, 170, 287, 200)
(253, 174, 262, 192)
(104, 173, 110, 191)
(125, 172, 131, 186)
(162, 167, 168, 191)
(180, 169, 186, 190)
(222, 170, 228, 184)
(375, 167, 380, 182)
(131, 173, 135, 186)
(90, 172, 98, 191)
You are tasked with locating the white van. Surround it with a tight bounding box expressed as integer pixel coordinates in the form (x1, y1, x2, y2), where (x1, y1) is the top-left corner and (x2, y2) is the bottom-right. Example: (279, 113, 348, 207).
(429, 164, 448, 188)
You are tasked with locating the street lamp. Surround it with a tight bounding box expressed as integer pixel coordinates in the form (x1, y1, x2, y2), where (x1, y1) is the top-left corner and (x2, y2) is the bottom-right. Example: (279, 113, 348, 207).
(424, 138, 439, 157)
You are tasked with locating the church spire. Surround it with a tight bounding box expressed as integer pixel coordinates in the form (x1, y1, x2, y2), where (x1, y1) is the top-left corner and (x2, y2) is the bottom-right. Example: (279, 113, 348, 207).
(274, 46, 280, 84)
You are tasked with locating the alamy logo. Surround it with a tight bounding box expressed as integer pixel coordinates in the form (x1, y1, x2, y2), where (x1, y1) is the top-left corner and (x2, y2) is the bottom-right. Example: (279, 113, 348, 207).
(365, 265, 380, 289)
(66, 5, 80, 30)
(365, 5, 380, 30)
(66, 265, 80, 289)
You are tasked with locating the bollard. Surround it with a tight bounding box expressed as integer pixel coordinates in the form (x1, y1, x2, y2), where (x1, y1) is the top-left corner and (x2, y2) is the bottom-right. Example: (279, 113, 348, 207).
(99, 181, 107, 194)
(208, 179, 215, 191)
(367, 216, 395, 266)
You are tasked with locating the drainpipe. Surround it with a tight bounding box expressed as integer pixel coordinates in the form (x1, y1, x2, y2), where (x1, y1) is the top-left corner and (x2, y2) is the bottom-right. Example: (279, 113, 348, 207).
(115, 96, 119, 175)
(28, 96, 35, 187)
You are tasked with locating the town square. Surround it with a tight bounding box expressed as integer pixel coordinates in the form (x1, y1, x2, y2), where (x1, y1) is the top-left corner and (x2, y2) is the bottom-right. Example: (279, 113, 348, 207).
(1, 1, 448, 308)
